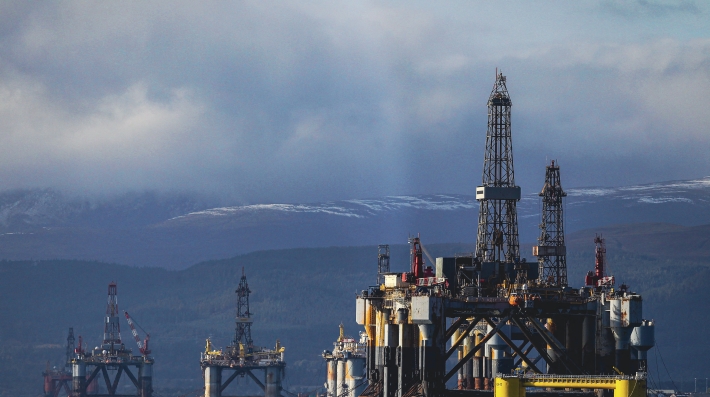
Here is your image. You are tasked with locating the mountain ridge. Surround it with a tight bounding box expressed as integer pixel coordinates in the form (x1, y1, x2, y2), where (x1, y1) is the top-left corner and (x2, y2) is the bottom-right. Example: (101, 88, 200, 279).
(0, 177, 709, 269)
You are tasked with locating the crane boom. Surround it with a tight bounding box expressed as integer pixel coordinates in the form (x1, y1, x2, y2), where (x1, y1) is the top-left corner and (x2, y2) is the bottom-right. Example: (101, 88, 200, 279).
(123, 311, 151, 356)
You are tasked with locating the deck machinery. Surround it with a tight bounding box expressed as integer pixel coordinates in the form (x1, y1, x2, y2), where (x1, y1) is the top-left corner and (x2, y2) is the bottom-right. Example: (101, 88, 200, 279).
(353, 73, 655, 397)
(70, 282, 153, 397)
(200, 269, 286, 397)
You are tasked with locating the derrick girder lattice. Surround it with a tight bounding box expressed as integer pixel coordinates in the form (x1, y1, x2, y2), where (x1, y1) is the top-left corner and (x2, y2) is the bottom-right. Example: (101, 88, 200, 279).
(377, 245, 390, 285)
(234, 268, 254, 350)
(475, 72, 520, 264)
(536, 160, 568, 286)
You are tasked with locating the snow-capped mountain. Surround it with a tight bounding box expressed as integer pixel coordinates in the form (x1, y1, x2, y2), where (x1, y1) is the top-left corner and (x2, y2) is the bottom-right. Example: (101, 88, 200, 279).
(0, 177, 709, 269)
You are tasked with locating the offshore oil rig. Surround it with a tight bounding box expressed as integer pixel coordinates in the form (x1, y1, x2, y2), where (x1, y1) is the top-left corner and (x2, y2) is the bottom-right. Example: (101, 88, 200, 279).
(348, 73, 655, 397)
(41, 271, 289, 397)
(42, 328, 76, 397)
(323, 324, 367, 397)
(200, 269, 286, 397)
(67, 282, 154, 397)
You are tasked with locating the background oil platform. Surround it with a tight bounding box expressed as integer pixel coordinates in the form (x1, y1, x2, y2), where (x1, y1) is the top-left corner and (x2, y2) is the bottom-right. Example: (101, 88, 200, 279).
(69, 282, 154, 397)
(322, 324, 367, 397)
(201, 269, 286, 397)
(348, 73, 656, 397)
(42, 328, 76, 397)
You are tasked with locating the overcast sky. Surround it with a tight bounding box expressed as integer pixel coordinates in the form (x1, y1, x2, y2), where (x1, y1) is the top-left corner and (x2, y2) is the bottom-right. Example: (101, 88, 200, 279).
(0, 1, 708, 204)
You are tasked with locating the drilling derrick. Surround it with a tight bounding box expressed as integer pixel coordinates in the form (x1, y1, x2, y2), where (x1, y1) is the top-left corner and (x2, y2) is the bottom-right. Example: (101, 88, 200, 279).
(103, 282, 122, 351)
(66, 328, 75, 367)
(233, 267, 254, 352)
(534, 160, 568, 286)
(377, 244, 390, 285)
(475, 72, 521, 269)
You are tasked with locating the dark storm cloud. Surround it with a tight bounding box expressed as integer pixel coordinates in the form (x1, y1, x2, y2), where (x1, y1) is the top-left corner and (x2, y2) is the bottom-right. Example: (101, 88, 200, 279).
(0, 1, 708, 203)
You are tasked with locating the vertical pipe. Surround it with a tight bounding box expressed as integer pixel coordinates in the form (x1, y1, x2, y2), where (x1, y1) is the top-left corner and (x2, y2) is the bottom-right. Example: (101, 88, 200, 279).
(610, 300, 632, 374)
(327, 360, 337, 397)
(613, 335, 632, 375)
(347, 357, 366, 397)
(72, 361, 86, 397)
(204, 366, 222, 397)
(474, 331, 483, 390)
(463, 334, 473, 389)
(567, 317, 583, 370)
(44, 373, 53, 397)
(488, 324, 512, 380)
(491, 347, 513, 378)
(484, 330, 491, 391)
(418, 324, 434, 396)
(337, 360, 346, 397)
(630, 348, 639, 373)
(265, 366, 283, 397)
(452, 328, 463, 390)
(598, 299, 614, 374)
(365, 300, 377, 383)
(397, 310, 414, 397)
(545, 318, 559, 374)
(484, 358, 491, 390)
(139, 361, 153, 397)
(376, 309, 389, 387)
(383, 322, 399, 397)
(582, 314, 596, 374)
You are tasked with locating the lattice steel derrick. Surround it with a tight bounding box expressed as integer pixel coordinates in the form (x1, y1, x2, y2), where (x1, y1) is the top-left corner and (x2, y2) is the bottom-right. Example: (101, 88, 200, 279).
(66, 328, 75, 366)
(475, 72, 521, 264)
(535, 160, 568, 286)
(234, 268, 253, 349)
(377, 244, 390, 285)
(103, 282, 121, 346)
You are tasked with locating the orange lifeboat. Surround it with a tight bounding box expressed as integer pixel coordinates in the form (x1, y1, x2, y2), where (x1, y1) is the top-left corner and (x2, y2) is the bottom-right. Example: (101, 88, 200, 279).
(509, 294, 522, 306)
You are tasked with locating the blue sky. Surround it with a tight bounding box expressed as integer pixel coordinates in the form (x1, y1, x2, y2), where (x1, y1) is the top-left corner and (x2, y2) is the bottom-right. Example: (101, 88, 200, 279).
(0, 1, 708, 203)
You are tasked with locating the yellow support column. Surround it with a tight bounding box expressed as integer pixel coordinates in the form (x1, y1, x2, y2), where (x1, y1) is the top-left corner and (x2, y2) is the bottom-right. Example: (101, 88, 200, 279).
(494, 377, 525, 397)
(614, 379, 645, 397)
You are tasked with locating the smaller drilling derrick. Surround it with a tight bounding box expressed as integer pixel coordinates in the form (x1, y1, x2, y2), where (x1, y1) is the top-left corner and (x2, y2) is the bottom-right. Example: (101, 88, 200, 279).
(102, 282, 122, 352)
(65, 328, 75, 367)
(377, 244, 390, 285)
(232, 267, 254, 354)
(534, 160, 568, 286)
